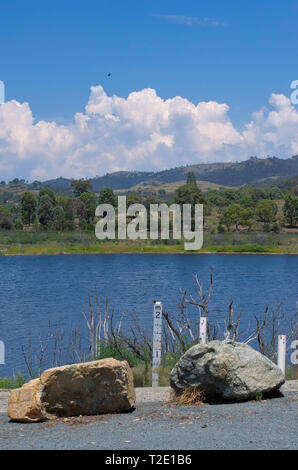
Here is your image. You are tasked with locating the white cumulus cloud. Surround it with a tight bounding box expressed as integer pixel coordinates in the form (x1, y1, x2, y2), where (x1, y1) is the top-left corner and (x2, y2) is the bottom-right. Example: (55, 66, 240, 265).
(0, 85, 297, 181)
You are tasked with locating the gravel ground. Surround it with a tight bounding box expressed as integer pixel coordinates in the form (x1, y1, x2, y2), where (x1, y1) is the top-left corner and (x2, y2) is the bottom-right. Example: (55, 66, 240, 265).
(0, 382, 297, 450)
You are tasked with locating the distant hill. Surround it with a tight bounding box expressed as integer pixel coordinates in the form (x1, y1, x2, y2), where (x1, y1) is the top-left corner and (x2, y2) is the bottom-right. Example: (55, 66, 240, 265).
(274, 173, 298, 195)
(114, 179, 233, 198)
(2, 156, 298, 203)
(41, 155, 298, 192)
(197, 156, 298, 186)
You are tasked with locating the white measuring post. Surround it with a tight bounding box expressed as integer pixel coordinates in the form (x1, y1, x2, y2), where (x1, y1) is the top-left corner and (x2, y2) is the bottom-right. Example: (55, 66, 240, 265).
(200, 317, 207, 344)
(278, 334, 286, 375)
(152, 301, 162, 387)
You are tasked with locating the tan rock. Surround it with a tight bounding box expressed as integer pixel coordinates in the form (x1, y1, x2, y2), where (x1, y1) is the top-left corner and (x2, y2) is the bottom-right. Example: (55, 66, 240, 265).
(8, 358, 135, 422)
(8, 378, 44, 423)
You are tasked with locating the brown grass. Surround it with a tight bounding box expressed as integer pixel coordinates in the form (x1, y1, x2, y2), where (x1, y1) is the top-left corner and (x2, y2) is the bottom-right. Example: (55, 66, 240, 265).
(166, 386, 205, 406)
(132, 362, 174, 387)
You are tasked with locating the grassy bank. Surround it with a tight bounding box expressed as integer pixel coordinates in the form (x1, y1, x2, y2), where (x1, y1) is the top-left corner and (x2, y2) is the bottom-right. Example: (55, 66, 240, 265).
(0, 230, 298, 255)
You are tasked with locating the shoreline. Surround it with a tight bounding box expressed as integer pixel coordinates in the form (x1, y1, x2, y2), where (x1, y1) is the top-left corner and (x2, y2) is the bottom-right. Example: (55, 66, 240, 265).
(2, 250, 298, 256)
(1, 231, 297, 256)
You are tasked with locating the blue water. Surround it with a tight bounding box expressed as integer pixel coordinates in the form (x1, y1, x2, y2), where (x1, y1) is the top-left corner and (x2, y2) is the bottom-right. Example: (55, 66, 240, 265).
(0, 254, 297, 376)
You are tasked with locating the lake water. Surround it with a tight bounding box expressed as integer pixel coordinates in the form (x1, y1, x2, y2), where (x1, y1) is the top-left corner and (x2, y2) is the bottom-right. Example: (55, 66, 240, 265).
(0, 254, 297, 376)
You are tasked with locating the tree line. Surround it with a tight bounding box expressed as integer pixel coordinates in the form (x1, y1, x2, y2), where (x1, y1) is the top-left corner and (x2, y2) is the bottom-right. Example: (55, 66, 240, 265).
(0, 172, 297, 232)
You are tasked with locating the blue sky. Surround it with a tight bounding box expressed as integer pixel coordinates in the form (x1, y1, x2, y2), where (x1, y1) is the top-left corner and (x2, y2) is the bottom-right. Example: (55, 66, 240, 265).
(1, 0, 297, 125)
(0, 0, 298, 180)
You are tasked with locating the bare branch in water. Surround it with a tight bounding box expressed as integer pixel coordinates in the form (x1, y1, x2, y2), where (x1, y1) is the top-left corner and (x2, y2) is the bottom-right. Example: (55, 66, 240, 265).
(162, 309, 187, 353)
(224, 297, 242, 341)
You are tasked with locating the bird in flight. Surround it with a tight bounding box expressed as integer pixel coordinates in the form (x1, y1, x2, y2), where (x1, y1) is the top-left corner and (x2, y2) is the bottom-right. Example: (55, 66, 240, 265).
(107, 73, 111, 77)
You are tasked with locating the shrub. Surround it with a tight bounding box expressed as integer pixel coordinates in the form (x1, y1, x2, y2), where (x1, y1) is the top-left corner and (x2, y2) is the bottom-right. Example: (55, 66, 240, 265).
(272, 222, 280, 233)
(14, 219, 23, 231)
(217, 224, 226, 233)
(96, 338, 150, 369)
(0, 374, 26, 389)
(263, 223, 271, 232)
(0, 217, 13, 230)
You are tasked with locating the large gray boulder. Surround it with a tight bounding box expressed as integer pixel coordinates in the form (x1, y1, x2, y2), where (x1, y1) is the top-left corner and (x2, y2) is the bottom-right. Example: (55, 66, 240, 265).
(170, 340, 285, 401)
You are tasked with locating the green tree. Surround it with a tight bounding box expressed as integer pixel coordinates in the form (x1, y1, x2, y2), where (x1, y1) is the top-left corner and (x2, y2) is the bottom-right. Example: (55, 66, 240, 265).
(144, 196, 157, 210)
(174, 173, 204, 206)
(186, 171, 197, 186)
(220, 204, 243, 231)
(255, 199, 278, 224)
(0, 216, 13, 230)
(219, 188, 237, 203)
(38, 195, 54, 228)
(0, 206, 13, 230)
(71, 179, 92, 197)
(239, 190, 254, 208)
(56, 196, 74, 222)
(283, 193, 298, 227)
(269, 186, 283, 200)
(126, 192, 143, 206)
(253, 188, 267, 203)
(52, 206, 66, 230)
(21, 192, 37, 225)
(98, 187, 117, 207)
(14, 219, 23, 231)
(175, 184, 204, 205)
(9, 178, 23, 185)
(215, 195, 230, 208)
(0, 205, 10, 217)
(79, 192, 97, 222)
(38, 188, 56, 206)
(56, 195, 68, 208)
(219, 204, 253, 231)
(73, 198, 87, 222)
(239, 207, 254, 230)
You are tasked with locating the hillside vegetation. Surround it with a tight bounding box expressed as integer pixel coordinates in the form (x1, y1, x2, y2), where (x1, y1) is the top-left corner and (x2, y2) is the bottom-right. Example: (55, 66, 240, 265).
(0, 169, 297, 254)
(35, 155, 298, 193)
